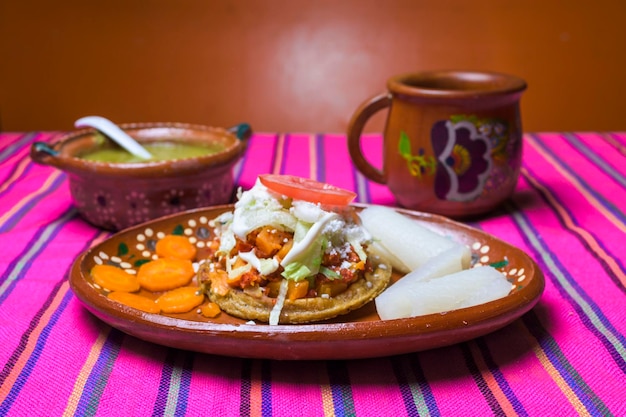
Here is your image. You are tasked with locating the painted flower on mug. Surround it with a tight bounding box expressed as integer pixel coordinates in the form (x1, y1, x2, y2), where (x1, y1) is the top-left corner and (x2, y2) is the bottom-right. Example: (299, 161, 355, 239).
(431, 118, 493, 202)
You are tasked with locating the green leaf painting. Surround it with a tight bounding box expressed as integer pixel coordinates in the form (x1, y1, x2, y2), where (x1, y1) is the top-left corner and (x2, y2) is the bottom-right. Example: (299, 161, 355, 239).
(398, 131, 412, 157)
(398, 131, 436, 180)
(117, 243, 129, 257)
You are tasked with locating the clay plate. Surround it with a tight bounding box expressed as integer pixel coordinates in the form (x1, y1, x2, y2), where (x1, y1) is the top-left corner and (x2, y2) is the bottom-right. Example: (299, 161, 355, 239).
(69, 204, 544, 360)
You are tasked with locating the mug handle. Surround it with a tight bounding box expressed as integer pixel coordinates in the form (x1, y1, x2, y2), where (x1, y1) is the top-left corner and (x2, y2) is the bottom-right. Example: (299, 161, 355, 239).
(346, 93, 391, 184)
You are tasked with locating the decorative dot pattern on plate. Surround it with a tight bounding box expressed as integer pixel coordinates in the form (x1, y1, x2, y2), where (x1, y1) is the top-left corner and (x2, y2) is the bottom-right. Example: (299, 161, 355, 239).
(90, 217, 219, 276)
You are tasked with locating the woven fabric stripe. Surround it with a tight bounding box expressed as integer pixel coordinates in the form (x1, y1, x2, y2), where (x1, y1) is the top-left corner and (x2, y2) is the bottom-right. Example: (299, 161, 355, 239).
(0, 133, 38, 163)
(152, 349, 177, 416)
(0, 281, 73, 412)
(315, 134, 327, 183)
(320, 134, 350, 190)
(419, 345, 494, 415)
(308, 133, 319, 180)
(564, 133, 626, 188)
(520, 167, 626, 290)
(0, 227, 106, 415)
(177, 353, 194, 416)
(526, 134, 626, 232)
(507, 205, 620, 414)
(522, 312, 613, 417)
(390, 355, 439, 417)
(275, 133, 291, 175)
(0, 133, 40, 197)
(91, 338, 166, 416)
(353, 134, 396, 205)
(150, 349, 193, 417)
(0, 151, 75, 237)
(62, 326, 112, 417)
(348, 359, 406, 417)
(0, 170, 67, 232)
(317, 364, 336, 417)
(479, 207, 624, 414)
(249, 360, 264, 416)
(260, 360, 272, 417)
(184, 356, 244, 416)
(239, 359, 252, 417)
(0, 153, 35, 197)
(517, 316, 594, 415)
(471, 338, 528, 416)
(0, 133, 24, 150)
(0, 208, 78, 302)
(280, 134, 309, 178)
(0, 223, 109, 416)
(515, 169, 626, 363)
(327, 361, 356, 417)
(606, 132, 626, 147)
(2, 131, 625, 417)
(476, 145, 620, 412)
(72, 330, 125, 417)
(236, 133, 278, 189)
(459, 342, 507, 415)
(238, 360, 272, 417)
(601, 132, 626, 156)
(521, 139, 626, 287)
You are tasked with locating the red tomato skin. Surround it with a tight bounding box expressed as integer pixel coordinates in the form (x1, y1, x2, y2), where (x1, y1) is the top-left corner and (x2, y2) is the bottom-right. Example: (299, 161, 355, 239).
(258, 174, 357, 206)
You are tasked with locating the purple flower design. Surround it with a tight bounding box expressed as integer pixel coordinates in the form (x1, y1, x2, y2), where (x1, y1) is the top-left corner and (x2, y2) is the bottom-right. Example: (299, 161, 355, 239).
(431, 120, 493, 202)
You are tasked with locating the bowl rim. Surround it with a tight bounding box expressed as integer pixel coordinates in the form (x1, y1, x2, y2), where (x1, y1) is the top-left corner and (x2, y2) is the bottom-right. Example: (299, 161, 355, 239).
(31, 122, 250, 178)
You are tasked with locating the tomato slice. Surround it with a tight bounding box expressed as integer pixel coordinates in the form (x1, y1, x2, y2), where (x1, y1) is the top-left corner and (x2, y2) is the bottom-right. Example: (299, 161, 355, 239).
(258, 174, 357, 206)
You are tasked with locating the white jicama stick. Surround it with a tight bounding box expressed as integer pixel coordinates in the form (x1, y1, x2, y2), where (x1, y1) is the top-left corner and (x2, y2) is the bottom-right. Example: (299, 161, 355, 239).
(388, 245, 472, 290)
(375, 266, 512, 320)
(458, 276, 514, 309)
(367, 241, 411, 274)
(359, 206, 462, 271)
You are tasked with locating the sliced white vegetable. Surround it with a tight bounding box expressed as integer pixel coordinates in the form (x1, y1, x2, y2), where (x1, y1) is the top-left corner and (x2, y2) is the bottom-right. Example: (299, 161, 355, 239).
(458, 275, 513, 309)
(359, 206, 462, 270)
(388, 245, 472, 289)
(269, 279, 289, 325)
(375, 266, 512, 320)
(367, 241, 410, 274)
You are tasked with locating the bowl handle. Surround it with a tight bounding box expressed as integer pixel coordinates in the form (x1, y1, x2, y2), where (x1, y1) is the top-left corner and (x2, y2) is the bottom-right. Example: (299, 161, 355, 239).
(228, 123, 252, 141)
(30, 142, 61, 167)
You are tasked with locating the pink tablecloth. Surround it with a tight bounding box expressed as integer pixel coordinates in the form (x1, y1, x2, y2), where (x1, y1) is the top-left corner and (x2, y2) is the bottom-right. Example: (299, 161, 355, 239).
(0, 131, 625, 416)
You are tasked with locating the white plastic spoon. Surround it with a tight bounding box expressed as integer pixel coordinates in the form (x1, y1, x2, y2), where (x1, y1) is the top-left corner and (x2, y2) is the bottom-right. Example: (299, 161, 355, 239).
(75, 116, 152, 160)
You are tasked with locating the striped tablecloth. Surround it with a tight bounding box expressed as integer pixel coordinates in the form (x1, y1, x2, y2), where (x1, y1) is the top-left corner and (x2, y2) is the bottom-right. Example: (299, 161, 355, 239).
(1, 131, 625, 417)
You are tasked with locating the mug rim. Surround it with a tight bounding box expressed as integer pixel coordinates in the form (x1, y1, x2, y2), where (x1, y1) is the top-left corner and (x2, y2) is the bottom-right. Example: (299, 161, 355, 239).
(388, 70, 527, 98)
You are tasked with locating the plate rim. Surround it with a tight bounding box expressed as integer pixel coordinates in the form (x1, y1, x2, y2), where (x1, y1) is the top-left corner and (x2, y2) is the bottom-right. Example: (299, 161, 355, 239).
(69, 204, 545, 359)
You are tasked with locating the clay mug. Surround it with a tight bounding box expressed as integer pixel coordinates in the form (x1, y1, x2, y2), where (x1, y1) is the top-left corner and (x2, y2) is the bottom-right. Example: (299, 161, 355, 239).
(347, 70, 527, 217)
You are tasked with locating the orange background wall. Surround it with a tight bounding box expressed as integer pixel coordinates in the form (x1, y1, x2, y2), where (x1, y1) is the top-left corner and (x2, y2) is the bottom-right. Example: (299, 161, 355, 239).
(1, 0, 625, 134)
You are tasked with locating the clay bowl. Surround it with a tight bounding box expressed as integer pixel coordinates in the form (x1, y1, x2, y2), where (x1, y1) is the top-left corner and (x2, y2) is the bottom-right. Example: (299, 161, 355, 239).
(31, 122, 251, 230)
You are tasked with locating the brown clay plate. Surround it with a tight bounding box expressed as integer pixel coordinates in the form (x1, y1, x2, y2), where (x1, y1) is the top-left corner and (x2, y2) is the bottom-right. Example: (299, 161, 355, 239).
(69, 204, 544, 360)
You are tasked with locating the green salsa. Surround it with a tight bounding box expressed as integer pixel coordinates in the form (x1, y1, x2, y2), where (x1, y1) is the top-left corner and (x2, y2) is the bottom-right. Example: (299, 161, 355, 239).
(80, 141, 225, 163)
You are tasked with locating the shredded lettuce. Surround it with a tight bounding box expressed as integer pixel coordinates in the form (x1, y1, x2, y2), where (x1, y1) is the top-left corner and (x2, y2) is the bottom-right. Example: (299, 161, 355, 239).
(218, 180, 373, 287)
(282, 262, 313, 281)
(319, 266, 341, 280)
